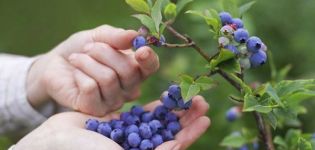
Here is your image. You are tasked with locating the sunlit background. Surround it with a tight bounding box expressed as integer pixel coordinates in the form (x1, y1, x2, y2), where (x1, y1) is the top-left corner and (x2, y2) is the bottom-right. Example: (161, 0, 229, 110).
(1, 0, 315, 149)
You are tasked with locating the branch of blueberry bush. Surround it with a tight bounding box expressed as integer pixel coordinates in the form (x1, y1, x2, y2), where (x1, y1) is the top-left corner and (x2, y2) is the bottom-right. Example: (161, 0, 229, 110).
(84, 0, 315, 150)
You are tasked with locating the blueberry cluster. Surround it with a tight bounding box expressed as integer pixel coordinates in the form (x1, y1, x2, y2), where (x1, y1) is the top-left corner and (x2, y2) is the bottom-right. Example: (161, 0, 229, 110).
(225, 106, 242, 122)
(85, 84, 191, 150)
(132, 26, 166, 50)
(218, 12, 267, 69)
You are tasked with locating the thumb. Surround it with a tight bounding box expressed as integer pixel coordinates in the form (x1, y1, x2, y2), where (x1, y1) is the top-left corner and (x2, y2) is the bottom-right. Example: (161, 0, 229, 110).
(135, 46, 160, 79)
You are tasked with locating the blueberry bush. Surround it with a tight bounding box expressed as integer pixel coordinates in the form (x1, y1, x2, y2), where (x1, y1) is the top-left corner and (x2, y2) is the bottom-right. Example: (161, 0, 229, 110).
(109, 0, 315, 149)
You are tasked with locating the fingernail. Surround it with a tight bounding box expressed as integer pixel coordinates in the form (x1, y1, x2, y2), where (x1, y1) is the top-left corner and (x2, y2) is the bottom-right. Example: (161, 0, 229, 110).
(68, 53, 78, 61)
(140, 50, 149, 60)
(83, 43, 94, 52)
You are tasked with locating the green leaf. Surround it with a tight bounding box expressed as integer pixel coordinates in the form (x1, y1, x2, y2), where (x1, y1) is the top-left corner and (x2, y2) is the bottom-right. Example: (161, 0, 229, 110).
(126, 0, 151, 14)
(239, 1, 256, 17)
(179, 74, 194, 84)
(266, 83, 283, 106)
(180, 82, 200, 101)
(176, 0, 193, 14)
(222, 0, 239, 17)
(274, 136, 288, 148)
(151, 0, 165, 33)
(186, 10, 220, 34)
(221, 133, 247, 148)
(243, 94, 272, 113)
(147, 0, 153, 7)
(265, 112, 278, 129)
(164, 2, 177, 20)
(275, 79, 315, 97)
(132, 14, 157, 33)
(276, 64, 292, 82)
(195, 76, 215, 90)
(298, 137, 312, 150)
(219, 58, 241, 74)
(209, 49, 235, 70)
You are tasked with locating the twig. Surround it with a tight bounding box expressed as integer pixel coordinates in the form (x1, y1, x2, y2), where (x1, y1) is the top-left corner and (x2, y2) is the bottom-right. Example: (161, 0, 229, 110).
(253, 112, 275, 150)
(162, 43, 194, 48)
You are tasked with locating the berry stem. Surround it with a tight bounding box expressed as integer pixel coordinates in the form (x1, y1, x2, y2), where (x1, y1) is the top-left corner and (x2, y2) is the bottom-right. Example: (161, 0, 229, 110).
(253, 112, 275, 150)
(162, 43, 194, 48)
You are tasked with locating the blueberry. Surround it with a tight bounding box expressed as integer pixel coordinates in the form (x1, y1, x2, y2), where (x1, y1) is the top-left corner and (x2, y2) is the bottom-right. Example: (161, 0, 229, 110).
(128, 133, 141, 148)
(97, 122, 112, 137)
(253, 141, 259, 150)
(149, 120, 163, 133)
(120, 112, 130, 122)
(139, 123, 153, 139)
(161, 129, 174, 141)
(168, 84, 181, 100)
(312, 133, 315, 139)
(133, 36, 147, 49)
(165, 112, 178, 123)
(112, 120, 125, 129)
(218, 36, 230, 47)
(226, 106, 241, 122)
(154, 105, 168, 120)
(125, 124, 139, 136)
(131, 105, 145, 116)
(239, 145, 249, 150)
(183, 100, 192, 110)
(85, 119, 99, 131)
(219, 12, 233, 25)
(126, 115, 141, 125)
(122, 141, 130, 150)
(167, 121, 181, 134)
(246, 36, 263, 53)
(162, 95, 177, 109)
(238, 45, 248, 55)
(239, 58, 251, 70)
(250, 50, 267, 68)
(159, 35, 166, 46)
(232, 18, 244, 29)
(130, 148, 140, 150)
(151, 134, 164, 148)
(220, 25, 234, 36)
(110, 129, 124, 143)
(224, 45, 239, 54)
(141, 112, 154, 123)
(234, 29, 249, 43)
(140, 139, 154, 150)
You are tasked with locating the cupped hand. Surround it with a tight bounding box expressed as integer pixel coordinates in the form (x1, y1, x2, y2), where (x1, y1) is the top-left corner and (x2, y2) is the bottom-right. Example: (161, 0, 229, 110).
(15, 96, 210, 150)
(27, 25, 160, 116)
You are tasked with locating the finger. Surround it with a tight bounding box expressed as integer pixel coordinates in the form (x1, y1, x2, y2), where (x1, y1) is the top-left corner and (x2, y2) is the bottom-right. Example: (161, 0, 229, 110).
(174, 116, 211, 149)
(179, 96, 210, 127)
(73, 69, 106, 116)
(135, 46, 160, 78)
(91, 25, 138, 50)
(69, 53, 125, 112)
(84, 42, 142, 92)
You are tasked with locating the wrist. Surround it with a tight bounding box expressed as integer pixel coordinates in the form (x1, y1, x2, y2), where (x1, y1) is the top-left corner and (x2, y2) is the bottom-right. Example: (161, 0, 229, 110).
(26, 54, 52, 109)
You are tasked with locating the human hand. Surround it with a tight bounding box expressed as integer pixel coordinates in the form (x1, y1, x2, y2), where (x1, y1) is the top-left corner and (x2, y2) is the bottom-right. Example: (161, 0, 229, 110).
(14, 96, 210, 150)
(27, 25, 160, 116)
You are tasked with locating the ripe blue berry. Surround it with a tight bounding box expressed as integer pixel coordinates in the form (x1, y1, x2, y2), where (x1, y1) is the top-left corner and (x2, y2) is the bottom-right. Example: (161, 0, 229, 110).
(219, 12, 233, 25)
(220, 25, 234, 36)
(133, 36, 147, 49)
(168, 84, 181, 100)
(234, 29, 249, 43)
(226, 106, 241, 122)
(250, 50, 267, 68)
(130, 148, 140, 150)
(139, 123, 153, 139)
(161, 129, 174, 141)
(128, 133, 141, 148)
(165, 112, 178, 122)
(224, 45, 239, 54)
(151, 134, 164, 147)
(183, 100, 192, 110)
(125, 124, 139, 136)
(120, 112, 130, 122)
(141, 112, 154, 123)
(140, 139, 154, 150)
(85, 119, 99, 131)
(110, 129, 124, 143)
(149, 120, 163, 133)
(154, 105, 168, 120)
(253, 141, 259, 150)
(97, 122, 112, 137)
(162, 95, 177, 109)
(167, 121, 181, 134)
(122, 141, 130, 150)
(131, 105, 145, 116)
(239, 145, 249, 150)
(246, 36, 263, 53)
(232, 18, 244, 29)
(112, 120, 125, 129)
(126, 115, 141, 125)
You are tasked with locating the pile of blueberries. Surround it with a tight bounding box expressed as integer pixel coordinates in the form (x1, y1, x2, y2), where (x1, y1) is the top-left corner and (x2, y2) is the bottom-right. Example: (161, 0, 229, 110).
(218, 12, 267, 69)
(132, 26, 166, 50)
(85, 85, 191, 150)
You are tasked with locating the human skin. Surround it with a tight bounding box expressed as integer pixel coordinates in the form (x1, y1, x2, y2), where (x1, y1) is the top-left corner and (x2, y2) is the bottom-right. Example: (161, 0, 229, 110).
(26, 25, 160, 116)
(14, 96, 211, 150)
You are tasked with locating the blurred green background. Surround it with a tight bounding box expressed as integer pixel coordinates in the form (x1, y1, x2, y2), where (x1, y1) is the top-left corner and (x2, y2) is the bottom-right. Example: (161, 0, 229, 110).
(1, 0, 315, 149)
